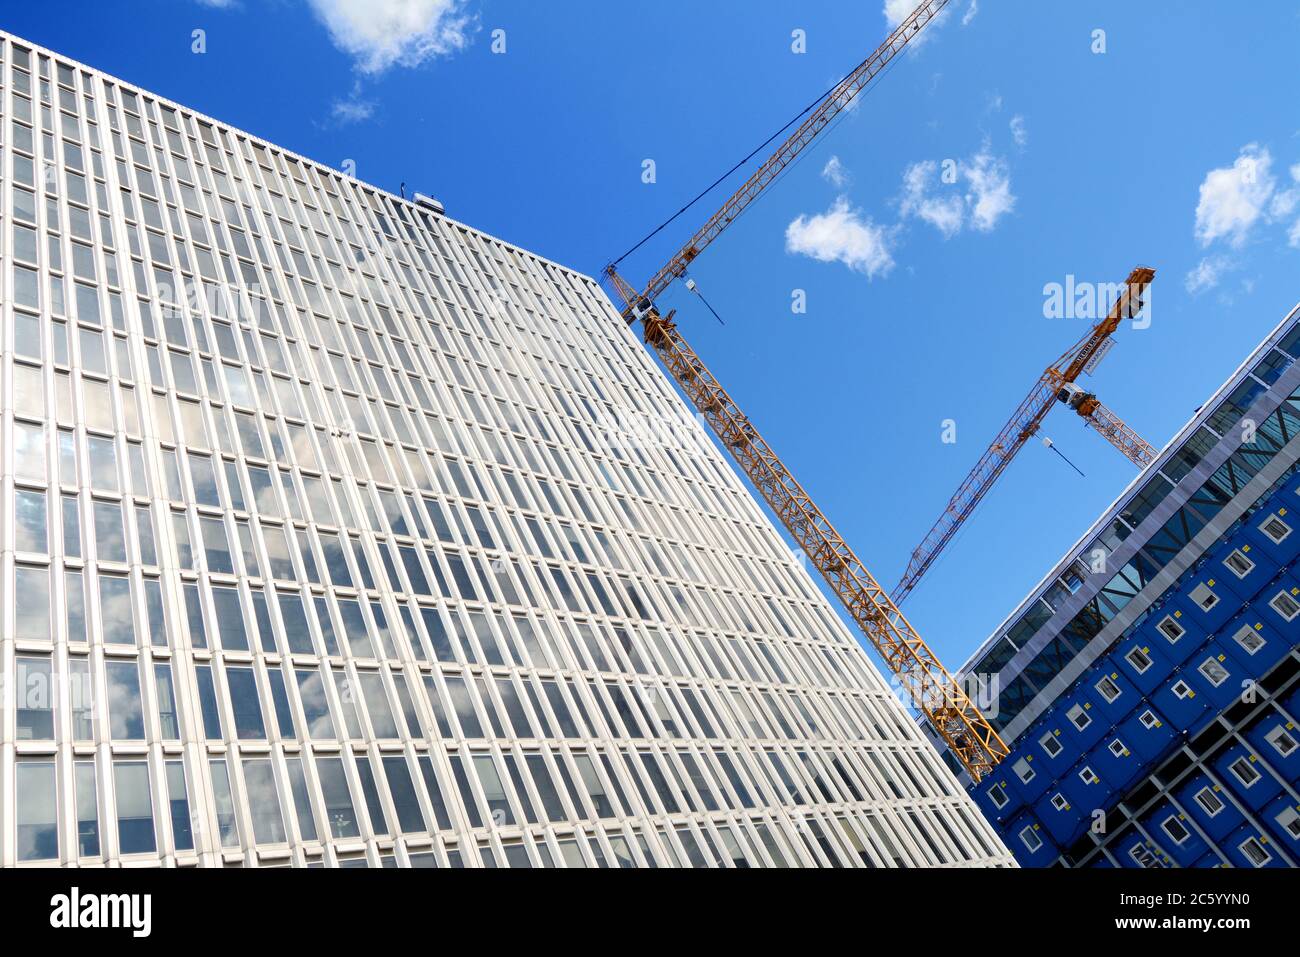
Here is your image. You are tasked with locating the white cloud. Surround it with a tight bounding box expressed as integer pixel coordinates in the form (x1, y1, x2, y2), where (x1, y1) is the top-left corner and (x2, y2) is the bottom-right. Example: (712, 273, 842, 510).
(964, 149, 1015, 231)
(822, 156, 850, 188)
(899, 160, 964, 238)
(332, 95, 375, 123)
(307, 0, 474, 74)
(194, 0, 237, 7)
(883, 0, 916, 28)
(898, 147, 1015, 237)
(1009, 114, 1027, 147)
(1185, 255, 1232, 295)
(1193, 144, 1276, 248)
(962, 0, 979, 26)
(785, 197, 895, 278)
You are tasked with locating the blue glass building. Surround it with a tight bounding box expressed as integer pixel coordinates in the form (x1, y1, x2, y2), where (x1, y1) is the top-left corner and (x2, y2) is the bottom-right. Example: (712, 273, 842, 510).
(948, 303, 1300, 867)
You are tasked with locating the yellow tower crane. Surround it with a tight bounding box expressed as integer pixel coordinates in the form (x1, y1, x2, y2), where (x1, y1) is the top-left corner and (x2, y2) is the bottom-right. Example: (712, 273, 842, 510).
(891, 268, 1158, 606)
(604, 0, 1009, 781)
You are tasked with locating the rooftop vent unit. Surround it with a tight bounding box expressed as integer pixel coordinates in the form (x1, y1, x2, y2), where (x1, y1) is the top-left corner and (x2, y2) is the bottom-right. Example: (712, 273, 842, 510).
(413, 192, 445, 215)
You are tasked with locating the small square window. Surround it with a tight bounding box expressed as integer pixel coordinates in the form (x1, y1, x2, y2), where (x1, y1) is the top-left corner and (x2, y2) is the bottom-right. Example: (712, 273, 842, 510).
(1265, 725, 1297, 758)
(1160, 815, 1190, 845)
(1128, 844, 1160, 868)
(1067, 704, 1091, 731)
(1157, 615, 1185, 643)
(1095, 675, 1122, 703)
(1172, 680, 1194, 699)
(1125, 646, 1153, 674)
(1231, 624, 1266, 657)
(1194, 787, 1224, 817)
(1228, 756, 1261, 788)
(1039, 732, 1063, 758)
(1108, 739, 1127, 758)
(1050, 793, 1069, 811)
(1189, 582, 1219, 611)
(1261, 514, 1292, 544)
(1238, 836, 1271, 867)
(1019, 826, 1042, 853)
(1269, 590, 1300, 621)
(988, 782, 1009, 809)
(1139, 710, 1160, 730)
(1198, 657, 1230, 687)
(1012, 758, 1034, 784)
(1079, 766, 1099, 785)
(1223, 549, 1255, 578)
(1276, 807, 1300, 840)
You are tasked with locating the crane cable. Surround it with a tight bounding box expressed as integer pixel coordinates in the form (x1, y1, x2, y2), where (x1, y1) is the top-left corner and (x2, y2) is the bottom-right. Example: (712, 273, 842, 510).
(609, 40, 894, 272)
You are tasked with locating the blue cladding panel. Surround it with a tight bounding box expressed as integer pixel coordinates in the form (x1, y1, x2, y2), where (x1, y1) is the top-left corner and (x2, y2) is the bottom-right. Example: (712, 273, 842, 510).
(1213, 744, 1284, 811)
(1175, 773, 1245, 843)
(1110, 636, 1167, 694)
(1140, 800, 1210, 866)
(1222, 824, 1287, 868)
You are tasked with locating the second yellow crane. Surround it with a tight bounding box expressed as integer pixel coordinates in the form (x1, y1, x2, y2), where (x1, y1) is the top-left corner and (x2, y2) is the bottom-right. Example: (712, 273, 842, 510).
(891, 267, 1158, 605)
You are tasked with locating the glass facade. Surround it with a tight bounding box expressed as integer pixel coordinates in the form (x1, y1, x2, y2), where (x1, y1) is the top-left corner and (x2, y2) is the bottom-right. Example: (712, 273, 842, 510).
(957, 306, 1300, 867)
(0, 31, 1011, 868)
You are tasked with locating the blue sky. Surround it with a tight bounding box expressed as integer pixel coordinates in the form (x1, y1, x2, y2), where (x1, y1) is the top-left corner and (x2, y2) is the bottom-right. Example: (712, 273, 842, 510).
(8, 0, 1300, 669)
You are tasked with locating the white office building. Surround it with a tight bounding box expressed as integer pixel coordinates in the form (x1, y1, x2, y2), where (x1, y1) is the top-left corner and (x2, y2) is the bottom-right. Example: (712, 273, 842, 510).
(0, 31, 1012, 868)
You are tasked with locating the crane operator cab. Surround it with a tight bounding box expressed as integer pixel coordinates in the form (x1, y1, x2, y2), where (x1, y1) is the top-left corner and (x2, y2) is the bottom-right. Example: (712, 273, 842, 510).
(1056, 382, 1101, 421)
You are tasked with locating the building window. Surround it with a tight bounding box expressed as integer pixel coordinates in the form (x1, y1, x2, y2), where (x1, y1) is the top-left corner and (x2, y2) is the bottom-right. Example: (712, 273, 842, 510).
(987, 783, 1009, 809)
(1197, 657, 1230, 687)
(1223, 549, 1255, 578)
(1012, 758, 1034, 784)
(15, 655, 54, 739)
(1172, 680, 1194, 699)
(1139, 710, 1160, 730)
(1050, 793, 1068, 811)
(1228, 756, 1261, 788)
(1231, 624, 1266, 657)
(1276, 807, 1300, 841)
(113, 760, 156, 856)
(1260, 514, 1292, 544)
(75, 761, 100, 857)
(1193, 787, 1225, 817)
(1019, 826, 1042, 853)
(166, 761, 194, 853)
(1189, 583, 1219, 612)
(1269, 590, 1300, 621)
(1238, 836, 1272, 867)
(1095, 675, 1122, 704)
(1157, 615, 1185, 644)
(1108, 739, 1127, 758)
(1128, 844, 1161, 868)
(317, 756, 360, 839)
(1079, 766, 1099, 785)
(1039, 732, 1063, 758)
(242, 758, 287, 845)
(1125, 646, 1153, 674)
(1067, 704, 1091, 731)
(15, 761, 58, 862)
(1160, 815, 1190, 845)
(1265, 725, 1297, 758)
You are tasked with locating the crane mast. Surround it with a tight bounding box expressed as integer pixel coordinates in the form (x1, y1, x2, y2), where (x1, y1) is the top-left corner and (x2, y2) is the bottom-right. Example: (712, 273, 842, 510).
(891, 267, 1157, 606)
(604, 0, 1009, 780)
(606, 272, 1008, 781)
